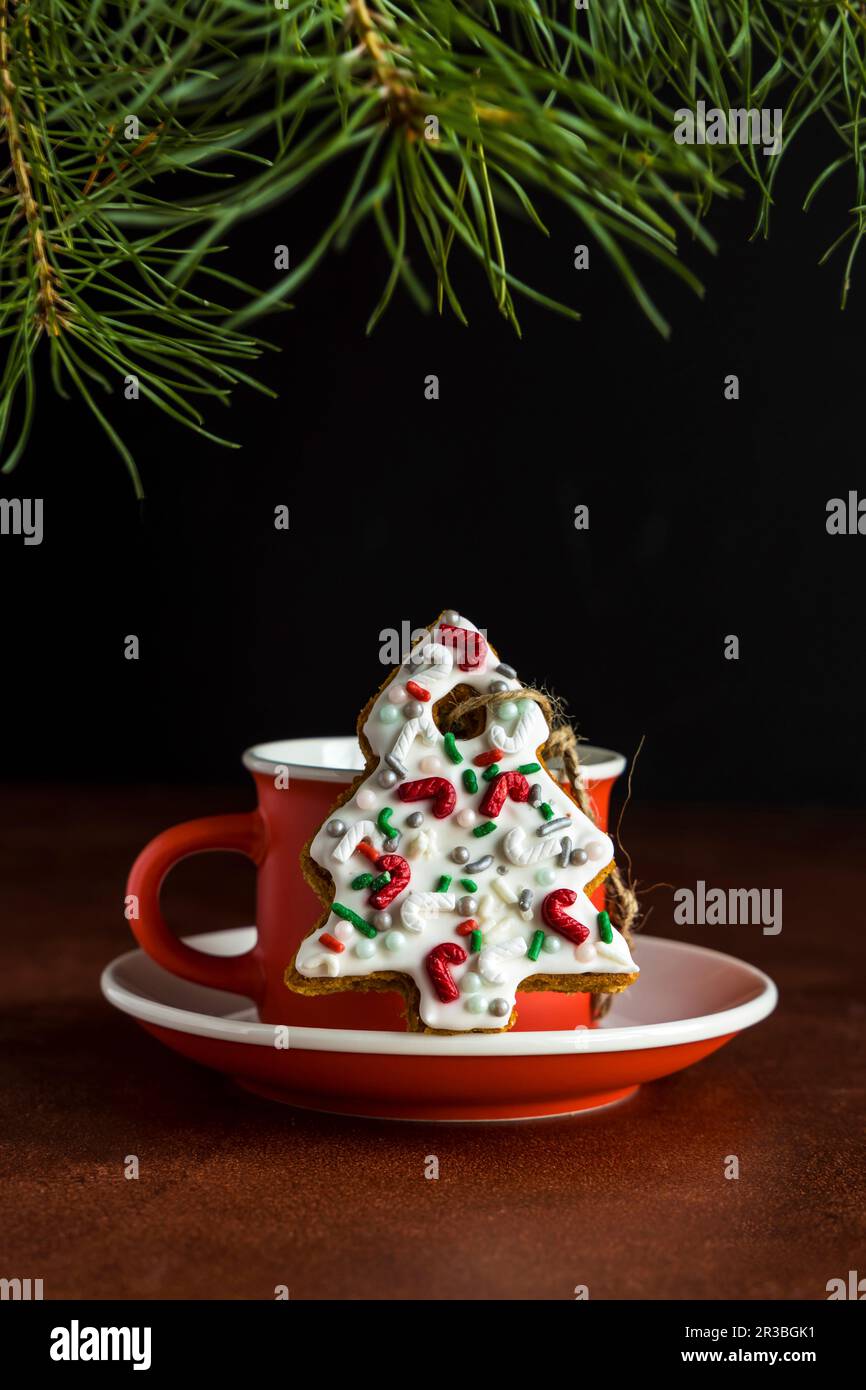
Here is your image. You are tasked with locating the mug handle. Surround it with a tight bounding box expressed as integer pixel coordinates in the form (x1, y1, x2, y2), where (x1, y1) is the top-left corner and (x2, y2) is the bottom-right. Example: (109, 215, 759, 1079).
(126, 811, 267, 1000)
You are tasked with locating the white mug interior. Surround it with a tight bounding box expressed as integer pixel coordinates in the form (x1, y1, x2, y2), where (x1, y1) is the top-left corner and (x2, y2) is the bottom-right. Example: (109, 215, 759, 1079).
(242, 736, 625, 784)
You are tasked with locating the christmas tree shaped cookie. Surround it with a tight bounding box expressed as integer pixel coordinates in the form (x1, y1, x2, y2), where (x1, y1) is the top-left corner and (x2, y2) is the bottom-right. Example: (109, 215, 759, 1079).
(287, 610, 638, 1032)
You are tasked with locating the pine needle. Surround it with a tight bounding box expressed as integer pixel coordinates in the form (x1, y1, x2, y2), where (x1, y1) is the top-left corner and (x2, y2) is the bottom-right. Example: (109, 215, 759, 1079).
(1, 1, 863, 487)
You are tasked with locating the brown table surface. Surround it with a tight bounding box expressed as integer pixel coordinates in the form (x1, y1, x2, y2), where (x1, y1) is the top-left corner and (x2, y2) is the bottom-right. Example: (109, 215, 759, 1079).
(2, 785, 864, 1300)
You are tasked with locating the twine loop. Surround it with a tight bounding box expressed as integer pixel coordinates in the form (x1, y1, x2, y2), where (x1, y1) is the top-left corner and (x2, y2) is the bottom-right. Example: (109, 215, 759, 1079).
(444, 686, 640, 940)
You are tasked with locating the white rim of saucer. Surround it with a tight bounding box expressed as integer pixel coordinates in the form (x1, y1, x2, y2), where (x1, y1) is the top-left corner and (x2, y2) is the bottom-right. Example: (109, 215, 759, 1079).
(101, 932, 777, 1058)
(241, 735, 627, 784)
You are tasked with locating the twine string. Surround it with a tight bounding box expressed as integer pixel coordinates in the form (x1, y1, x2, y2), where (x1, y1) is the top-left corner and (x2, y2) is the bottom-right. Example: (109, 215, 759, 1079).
(444, 686, 640, 939)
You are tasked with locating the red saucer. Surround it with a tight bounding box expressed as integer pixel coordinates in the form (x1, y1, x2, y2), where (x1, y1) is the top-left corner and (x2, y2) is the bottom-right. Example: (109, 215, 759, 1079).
(101, 932, 777, 1121)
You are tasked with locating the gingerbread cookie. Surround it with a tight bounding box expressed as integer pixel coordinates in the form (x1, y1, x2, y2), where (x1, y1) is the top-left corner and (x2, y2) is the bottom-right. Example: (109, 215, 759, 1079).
(286, 609, 638, 1032)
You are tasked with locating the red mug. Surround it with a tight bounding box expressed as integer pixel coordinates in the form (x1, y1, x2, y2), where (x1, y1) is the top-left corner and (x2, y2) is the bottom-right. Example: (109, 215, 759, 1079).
(126, 737, 626, 1032)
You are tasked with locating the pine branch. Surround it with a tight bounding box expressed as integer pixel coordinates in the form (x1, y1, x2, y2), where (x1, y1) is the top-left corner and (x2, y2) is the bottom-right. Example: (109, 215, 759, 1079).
(0, 4, 67, 338)
(1, 2, 865, 489)
(0, 0, 272, 492)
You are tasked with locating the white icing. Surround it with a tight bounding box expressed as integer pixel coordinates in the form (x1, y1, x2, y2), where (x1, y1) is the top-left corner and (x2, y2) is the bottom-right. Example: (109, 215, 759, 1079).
(400, 891, 456, 933)
(484, 914, 525, 945)
(413, 642, 453, 682)
(478, 936, 528, 984)
(387, 712, 437, 771)
(304, 951, 341, 976)
(492, 876, 518, 904)
(477, 892, 503, 925)
(405, 827, 438, 860)
(295, 610, 638, 1030)
(332, 819, 379, 863)
(503, 825, 563, 866)
(596, 932, 633, 967)
(489, 699, 549, 755)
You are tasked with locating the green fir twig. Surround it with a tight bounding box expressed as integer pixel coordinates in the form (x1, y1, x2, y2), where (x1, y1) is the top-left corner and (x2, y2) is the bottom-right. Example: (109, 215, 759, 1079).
(1, 1, 864, 489)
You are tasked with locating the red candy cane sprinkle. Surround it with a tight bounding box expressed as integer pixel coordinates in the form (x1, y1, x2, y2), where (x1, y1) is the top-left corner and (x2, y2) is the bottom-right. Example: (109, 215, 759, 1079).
(396, 776, 457, 819)
(439, 622, 488, 672)
(473, 747, 504, 767)
(456, 918, 478, 937)
(479, 770, 531, 819)
(405, 679, 431, 701)
(320, 932, 345, 953)
(369, 854, 410, 909)
(541, 888, 590, 946)
(426, 941, 468, 1003)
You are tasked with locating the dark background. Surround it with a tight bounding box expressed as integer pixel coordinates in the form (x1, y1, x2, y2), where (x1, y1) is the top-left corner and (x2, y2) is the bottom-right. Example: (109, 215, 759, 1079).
(3, 129, 865, 1307)
(1, 132, 863, 804)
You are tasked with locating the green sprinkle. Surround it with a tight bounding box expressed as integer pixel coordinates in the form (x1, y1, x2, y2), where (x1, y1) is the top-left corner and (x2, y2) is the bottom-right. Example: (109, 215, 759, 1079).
(539, 802, 554, 821)
(460, 878, 478, 892)
(470, 929, 483, 954)
(482, 763, 500, 782)
(436, 874, 452, 893)
(351, 872, 374, 891)
(443, 732, 463, 765)
(528, 929, 545, 961)
(378, 807, 398, 838)
(473, 820, 497, 838)
(370, 870, 391, 892)
(332, 902, 377, 937)
(597, 910, 613, 944)
(462, 768, 478, 794)
(517, 762, 541, 775)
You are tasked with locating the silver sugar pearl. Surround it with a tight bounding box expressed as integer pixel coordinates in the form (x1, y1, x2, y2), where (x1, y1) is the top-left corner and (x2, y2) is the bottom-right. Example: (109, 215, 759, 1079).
(377, 768, 398, 789)
(404, 699, 424, 720)
(406, 811, 424, 828)
(326, 819, 347, 837)
(457, 895, 478, 916)
(442, 609, 460, 625)
(570, 847, 589, 866)
(496, 865, 508, 875)
(489, 998, 510, 1018)
(488, 679, 509, 694)
(373, 911, 392, 930)
(451, 846, 471, 865)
